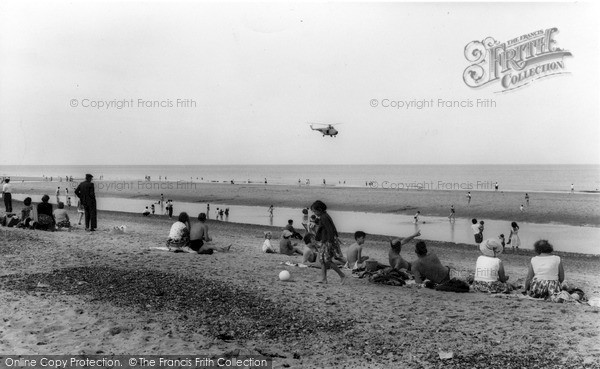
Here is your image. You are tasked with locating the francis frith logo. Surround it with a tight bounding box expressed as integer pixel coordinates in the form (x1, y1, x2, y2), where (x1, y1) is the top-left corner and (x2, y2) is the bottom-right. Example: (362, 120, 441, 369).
(463, 28, 572, 92)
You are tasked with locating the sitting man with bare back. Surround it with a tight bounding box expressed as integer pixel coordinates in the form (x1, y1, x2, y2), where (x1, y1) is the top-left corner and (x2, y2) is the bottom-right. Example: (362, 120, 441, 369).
(388, 230, 421, 271)
(188, 212, 231, 254)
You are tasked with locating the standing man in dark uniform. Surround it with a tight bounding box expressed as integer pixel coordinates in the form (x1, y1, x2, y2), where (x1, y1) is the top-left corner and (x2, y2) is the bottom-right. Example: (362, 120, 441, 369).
(75, 173, 97, 231)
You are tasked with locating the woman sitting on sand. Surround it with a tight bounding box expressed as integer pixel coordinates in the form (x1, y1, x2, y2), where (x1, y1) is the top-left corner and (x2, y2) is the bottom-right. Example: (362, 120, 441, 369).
(472, 238, 511, 293)
(525, 240, 564, 299)
(53, 202, 71, 231)
(34, 194, 54, 231)
(188, 212, 231, 254)
(166, 212, 191, 252)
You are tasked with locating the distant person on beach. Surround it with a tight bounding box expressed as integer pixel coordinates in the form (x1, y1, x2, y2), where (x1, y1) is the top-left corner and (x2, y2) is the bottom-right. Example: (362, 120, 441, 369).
(346, 231, 369, 270)
(478, 220, 485, 241)
(143, 206, 150, 216)
(520, 204, 524, 212)
(74, 174, 97, 231)
(160, 194, 164, 213)
(166, 200, 174, 218)
(466, 191, 472, 204)
(498, 234, 506, 248)
(495, 182, 499, 191)
(66, 196, 72, 208)
(571, 184, 574, 193)
(411, 241, 452, 284)
(311, 200, 346, 284)
(262, 231, 276, 253)
(472, 219, 482, 243)
(301, 208, 309, 228)
(448, 205, 455, 221)
(413, 211, 420, 224)
(508, 222, 521, 253)
(279, 230, 303, 256)
(206, 204, 210, 218)
(53, 202, 71, 231)
(188, 213, 231, 254)
(56, 187, 61, 204)
(35, 194, 54, 231)
(151, 204, 155, 215)
(166, 212, 191, 252)
(525, 240, 564, 299)
(268, 205, 274, 217)
(472, 238, 511, 293)
(2, 178, 12, 213)
(388, 230, 421, 271)
(525, 193, 530, 206)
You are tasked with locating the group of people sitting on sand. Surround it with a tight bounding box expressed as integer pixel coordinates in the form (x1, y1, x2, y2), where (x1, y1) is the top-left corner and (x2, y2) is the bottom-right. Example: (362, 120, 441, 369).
(166, 212, 231, 254)
(258, 200, 568, 299)
(1, 195, 75, 231)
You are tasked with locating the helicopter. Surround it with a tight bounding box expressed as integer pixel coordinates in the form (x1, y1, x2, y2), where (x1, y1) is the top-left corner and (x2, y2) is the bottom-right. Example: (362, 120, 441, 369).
(309, 123, 341, 137)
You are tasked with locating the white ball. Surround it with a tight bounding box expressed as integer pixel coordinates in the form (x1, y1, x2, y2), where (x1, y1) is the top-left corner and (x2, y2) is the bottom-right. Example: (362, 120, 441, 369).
(279, 270, 291, 281)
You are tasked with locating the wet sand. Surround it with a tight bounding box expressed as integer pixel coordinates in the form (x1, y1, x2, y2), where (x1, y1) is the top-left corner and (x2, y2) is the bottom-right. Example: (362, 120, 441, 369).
(11, 180, 600, 227)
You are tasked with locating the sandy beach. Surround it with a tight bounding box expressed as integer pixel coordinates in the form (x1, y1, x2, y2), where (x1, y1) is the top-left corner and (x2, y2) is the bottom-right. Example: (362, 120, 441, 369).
(1, 202, 599, 368)
(11, 180, 600, 227)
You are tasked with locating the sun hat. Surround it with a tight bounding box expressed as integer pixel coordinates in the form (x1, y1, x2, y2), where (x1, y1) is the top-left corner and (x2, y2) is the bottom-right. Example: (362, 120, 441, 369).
(480, 238, 503, 257)
(282, 230, 293, 238)
(85, 173, 94, 179)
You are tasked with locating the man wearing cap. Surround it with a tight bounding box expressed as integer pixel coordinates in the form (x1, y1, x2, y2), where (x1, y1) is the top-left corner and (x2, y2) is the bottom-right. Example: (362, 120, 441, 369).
(279, 230, 303, 256)
(75, 174, 97, 231)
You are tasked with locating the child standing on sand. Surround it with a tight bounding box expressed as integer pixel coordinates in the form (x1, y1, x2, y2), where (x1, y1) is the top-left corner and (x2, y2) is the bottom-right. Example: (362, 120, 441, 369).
(311, 200, 346, 284)
(76, 199, 85, 225)
(508, 222, 521, 253)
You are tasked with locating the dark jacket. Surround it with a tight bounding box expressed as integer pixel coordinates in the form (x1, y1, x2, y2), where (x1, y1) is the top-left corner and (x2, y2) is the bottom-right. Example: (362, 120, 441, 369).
(75, 180, 96, 205)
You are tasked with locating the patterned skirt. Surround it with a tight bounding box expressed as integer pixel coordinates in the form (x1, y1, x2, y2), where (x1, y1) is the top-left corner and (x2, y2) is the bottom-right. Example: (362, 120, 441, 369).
(527, 279, 561, 299)
(166, 237, 189, 252)
(319, 240, 343, 263)
(56, 220, 71, 228)
(472, 280, 510, 294)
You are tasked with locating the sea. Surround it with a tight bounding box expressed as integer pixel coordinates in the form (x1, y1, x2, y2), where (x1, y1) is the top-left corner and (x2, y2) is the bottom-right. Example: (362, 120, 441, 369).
(1, 164, 599, 193)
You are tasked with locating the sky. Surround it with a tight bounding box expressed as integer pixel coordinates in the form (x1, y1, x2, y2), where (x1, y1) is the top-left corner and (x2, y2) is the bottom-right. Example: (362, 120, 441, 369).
(0, 1, 598, 165)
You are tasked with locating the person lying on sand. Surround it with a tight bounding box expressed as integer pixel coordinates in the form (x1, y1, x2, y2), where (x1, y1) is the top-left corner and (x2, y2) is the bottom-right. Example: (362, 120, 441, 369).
(187, 212, 231, 254)
(279, 230, 304, 256)
(411, 241, 451, 284)
(388, 230, 421, 271)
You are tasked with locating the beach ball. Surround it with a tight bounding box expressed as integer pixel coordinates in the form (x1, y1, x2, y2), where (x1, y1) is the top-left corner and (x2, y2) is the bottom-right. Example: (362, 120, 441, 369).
(279, 270, 291, 281)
